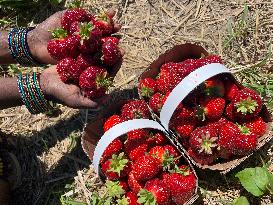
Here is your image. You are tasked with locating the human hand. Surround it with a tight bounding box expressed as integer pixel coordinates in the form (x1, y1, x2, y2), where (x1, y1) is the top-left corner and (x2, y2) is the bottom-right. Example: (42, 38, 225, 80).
(28, 9, 121, 65)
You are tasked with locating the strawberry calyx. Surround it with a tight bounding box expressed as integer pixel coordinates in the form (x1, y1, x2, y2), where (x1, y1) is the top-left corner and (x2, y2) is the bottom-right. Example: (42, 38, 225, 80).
(140, 87, 154, 98)
(237, 124, 251, 135)
(96, 73, 113, 89)
(235, 96, 258, 114)
(67, 0, 82, 8)
(105, 180, 125, 199)
(170, 165, 191, 176)
(196, 106, 206, 121)
(50, 28, 68, 39)
(137, 189, 157, 205)
(197, 133, 217, 154)
(79, 22, 94, 41)
(133, 110, 144, 119)
(97, 11, 111, 24)
(108, 152, 128, 176)
(204, 86, 224, 97)
(117, 196, 129, 205)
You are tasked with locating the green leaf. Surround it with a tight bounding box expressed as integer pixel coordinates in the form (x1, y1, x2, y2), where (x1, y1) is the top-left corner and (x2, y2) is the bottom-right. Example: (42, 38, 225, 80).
(105, 180, 125, 199)
(50, 0, 63, 5)
(236, 167, 269, 197)
(231, 196, 250, 205)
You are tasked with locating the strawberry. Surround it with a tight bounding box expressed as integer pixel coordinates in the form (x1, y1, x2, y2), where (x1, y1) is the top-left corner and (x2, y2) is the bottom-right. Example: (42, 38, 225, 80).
(138, 178, 171, 205)
(233, 125, 258, 155)
(225, 103, 236, 121)
(189, 126, 218, 155)
(163, 145, 180, 159)
(105, 180, 126, 199)
(101, 36, 120, 44)
(125, 138, 148, 161)
(47, 28, 80, 60)
(206, 117, 230, 132)
(101, 152, 131, 180)
(187, 148, 215, 165)
(232, 88, 263, 120)
(101, 139, 123, 163)
(147, 132, 167, 146)
(77, 54, 99, 70)
(172, 118, 197, 138)
(103, 115, 123, 132)
(149, 145, 179, 168)
(149, 93, 164, 114)
(196, 97, 225, 121)
(244, 117, 267, 137)
(165, 165, 196, 205)
(127, 129, 149, 140)
(128, 172, 144, 194)
(102, 40, 122, 67)
(218, 122, 240, 155)
(138, 78, 158, 98)
(120, 180, 129, 192)
(224, 81, 239, 101)
(132, 155, 162, 181)
(202, 77, 225, 97)
(121, 100, 151, 120)
(94, 11, 114, 36)
(61, 8, 89, 31)
(56, 57, 84, 83)
(173, 105, 196, 121)
(117, 191, 140, 205)
(79, 66, 112, 98)
(79, 27, 102, 54)
(199, 55, 223, 65)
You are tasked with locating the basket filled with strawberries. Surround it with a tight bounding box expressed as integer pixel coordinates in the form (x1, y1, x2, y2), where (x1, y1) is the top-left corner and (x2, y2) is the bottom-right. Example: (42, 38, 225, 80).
(138, 43, 273, 174)
(82, 99, 199, 205)
(47, 8, 122, 98)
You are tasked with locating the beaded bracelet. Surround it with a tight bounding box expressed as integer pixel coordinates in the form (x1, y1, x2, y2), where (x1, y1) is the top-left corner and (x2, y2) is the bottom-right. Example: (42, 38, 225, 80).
(17, 72, 53, 114)
(8, 28, 42, 66)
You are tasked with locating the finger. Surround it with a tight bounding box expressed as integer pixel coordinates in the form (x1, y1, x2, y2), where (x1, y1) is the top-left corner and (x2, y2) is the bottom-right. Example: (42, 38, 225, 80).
(77, 95, 99, 109)
(119, 47, 125, 57)
(109, 57, 123, 77)
(106, 9, 116, 18)
(113, 24, 122, 33)
(93, 95, 111, 105)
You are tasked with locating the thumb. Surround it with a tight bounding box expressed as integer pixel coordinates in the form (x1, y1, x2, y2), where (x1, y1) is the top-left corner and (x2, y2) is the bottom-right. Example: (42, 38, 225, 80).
(78, 95, 99, 109)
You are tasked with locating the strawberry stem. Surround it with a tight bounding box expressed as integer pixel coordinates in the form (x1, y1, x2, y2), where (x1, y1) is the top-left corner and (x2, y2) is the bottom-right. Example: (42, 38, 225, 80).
(108, 152, 128, 176)
(198, 133, 217, 155)
(96, 73, 113, 89)
(79, 22, 94, 41)
(50, 28, 67, 39)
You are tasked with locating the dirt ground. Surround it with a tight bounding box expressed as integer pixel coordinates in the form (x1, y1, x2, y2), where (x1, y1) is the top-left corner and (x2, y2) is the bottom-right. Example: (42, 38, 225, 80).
(1, 0, 273, 204)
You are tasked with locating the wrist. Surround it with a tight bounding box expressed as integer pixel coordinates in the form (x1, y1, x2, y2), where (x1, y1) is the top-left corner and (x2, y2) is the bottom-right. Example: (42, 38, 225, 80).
(39, 71, 54, 101)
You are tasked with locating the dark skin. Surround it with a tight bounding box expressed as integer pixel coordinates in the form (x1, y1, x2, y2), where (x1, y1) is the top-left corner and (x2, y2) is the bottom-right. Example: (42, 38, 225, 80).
(0, 9, 123, 110)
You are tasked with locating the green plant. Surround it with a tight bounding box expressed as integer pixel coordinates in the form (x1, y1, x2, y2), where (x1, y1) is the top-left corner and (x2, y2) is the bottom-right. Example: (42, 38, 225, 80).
(231, 196, 250, 205)
(60, 196, 87, 205)
(224, 4, 249, 48)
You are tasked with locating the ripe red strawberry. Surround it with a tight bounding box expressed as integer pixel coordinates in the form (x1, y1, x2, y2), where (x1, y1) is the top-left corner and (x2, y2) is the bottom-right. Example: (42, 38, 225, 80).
(224, 81, 239, 101)
(173, 105, 196, 121)
(149, 145, 179, 168)
(233, 125, 258, 155)
(187, 148, 215, 165)
(101, 152, 131, 180)
(79, 28, 102, 54)
(93, 11, 114, 36)
(232, 88, 263, 120)
(138, 78, 158, 98)
(105, 180, 126, 199)
(101, 36, 120, 44)
(199, 55, 223, 65)
(56, 57, 84, 83)
(47, 28, 80, 60)
(77, 53, 100, 70)
(120, 180, 129, 192)
(132, 155, 161, 181)
(102, 40, 122, 67)
(218, 122, 240, 155)
(189, 126, 218, 155)
(244, 117, 267, 137)
(61, 8, 89, 31)
(206, 117, 230, 132)
(121, 100, 151, 120)
(149, 93, 164, 114)
(127, 129, 149, 140)
(128, 172, 144, 194)
(124, 191, 140, 205)
(101, 139, 123, 163)
(172, 118, 197, 138)
(138, 178, 171, 205)
(225, 103, 236, 121)
(125, 138, 148, 161)
(147, 132, 167, 146)
(103, 115, 123, 132)
(202, 77, 225, 97)
(165, 165, 196, 205)
(79, 66, 112, 98)
(196, 97, 226, 121)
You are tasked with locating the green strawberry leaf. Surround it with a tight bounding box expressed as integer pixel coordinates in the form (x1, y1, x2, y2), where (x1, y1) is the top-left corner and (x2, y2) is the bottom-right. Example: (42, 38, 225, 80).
(231, 196, 250, 205)
(137, 189, 156, 205)
(117, 196, 129, 205)
(105, 180, 125, 199)
(236, 167, 269, 197)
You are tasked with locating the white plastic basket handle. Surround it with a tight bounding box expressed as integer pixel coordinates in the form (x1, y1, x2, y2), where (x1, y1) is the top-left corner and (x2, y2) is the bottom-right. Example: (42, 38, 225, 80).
(93, 119, 166, 174)
(160, 63, 231, 129)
